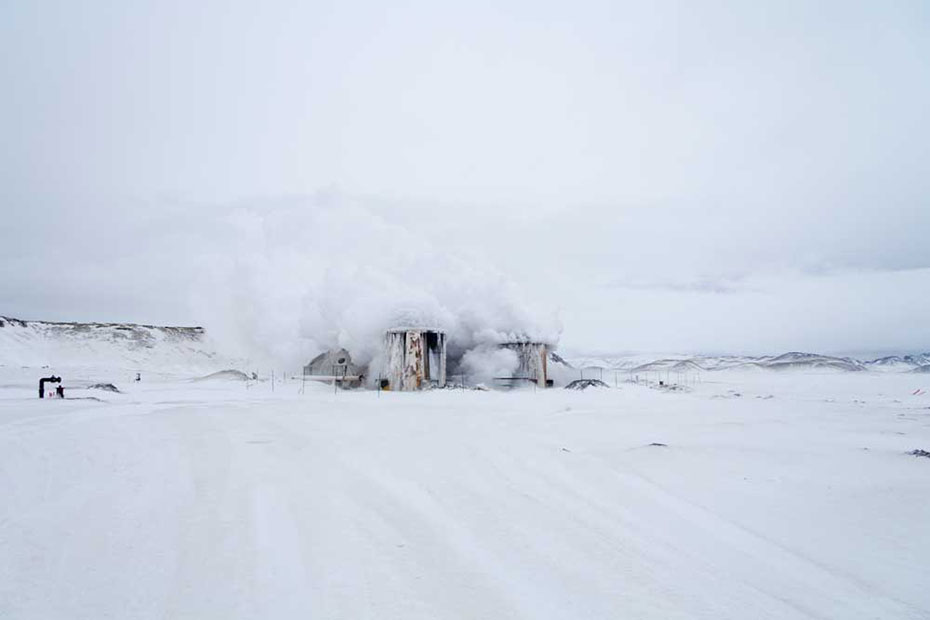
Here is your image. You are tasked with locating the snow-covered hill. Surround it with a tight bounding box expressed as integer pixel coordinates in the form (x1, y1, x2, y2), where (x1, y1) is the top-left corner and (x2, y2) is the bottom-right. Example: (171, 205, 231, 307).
(865, 354, 930, 372)
(561, 350, 930, 374)
(0, 315, 231, 372)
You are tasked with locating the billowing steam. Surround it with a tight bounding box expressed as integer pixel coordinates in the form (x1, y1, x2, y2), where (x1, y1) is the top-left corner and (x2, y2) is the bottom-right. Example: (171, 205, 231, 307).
(460, 346, 520, 387)
(190, 196, 561, 375)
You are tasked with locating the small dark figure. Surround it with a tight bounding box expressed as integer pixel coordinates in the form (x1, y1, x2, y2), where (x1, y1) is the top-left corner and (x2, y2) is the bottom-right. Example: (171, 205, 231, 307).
(55, 385, 65, 399)
(135, 372, 141, 382)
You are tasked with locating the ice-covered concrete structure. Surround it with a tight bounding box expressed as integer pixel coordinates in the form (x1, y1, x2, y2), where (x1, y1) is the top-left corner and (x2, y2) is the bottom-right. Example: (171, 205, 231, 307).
(383, 328, 446, 390)
(498, 341, 550, 387)
(303, 348, 365, 388)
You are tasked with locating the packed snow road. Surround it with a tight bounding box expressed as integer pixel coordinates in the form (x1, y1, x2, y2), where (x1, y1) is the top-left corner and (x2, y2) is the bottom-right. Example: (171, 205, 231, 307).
(1, 372, 929, 619)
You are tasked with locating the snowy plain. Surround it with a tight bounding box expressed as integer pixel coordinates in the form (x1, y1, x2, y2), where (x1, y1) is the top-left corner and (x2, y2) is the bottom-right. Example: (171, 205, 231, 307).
(1, 364, 929, 619)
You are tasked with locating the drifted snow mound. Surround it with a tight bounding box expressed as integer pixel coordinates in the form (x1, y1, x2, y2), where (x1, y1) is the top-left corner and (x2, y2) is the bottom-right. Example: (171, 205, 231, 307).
(564, 379, 610, 390)
(194, 369, 251, 382)
(0, 315, 232, 371)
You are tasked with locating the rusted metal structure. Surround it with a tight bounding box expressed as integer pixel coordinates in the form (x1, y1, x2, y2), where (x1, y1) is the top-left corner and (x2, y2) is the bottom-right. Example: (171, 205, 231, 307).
(384, 328, 446, 390)
(498, 341, 550, 387)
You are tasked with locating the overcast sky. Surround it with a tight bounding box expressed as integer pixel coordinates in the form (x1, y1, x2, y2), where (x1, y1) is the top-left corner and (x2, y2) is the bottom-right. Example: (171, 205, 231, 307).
(2, 0, 929, 358)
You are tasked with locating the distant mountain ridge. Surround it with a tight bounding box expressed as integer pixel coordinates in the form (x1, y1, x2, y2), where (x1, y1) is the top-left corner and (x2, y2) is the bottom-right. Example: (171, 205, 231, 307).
(4, 314, 928, 375)
(561, 350, 930, 374)
(0, 316, 203, 331)
(0, 315, 223, 369)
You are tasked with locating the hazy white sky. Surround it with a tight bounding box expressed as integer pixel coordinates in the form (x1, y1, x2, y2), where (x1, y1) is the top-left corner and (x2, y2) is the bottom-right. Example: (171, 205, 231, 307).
(2, 0, 929, 357)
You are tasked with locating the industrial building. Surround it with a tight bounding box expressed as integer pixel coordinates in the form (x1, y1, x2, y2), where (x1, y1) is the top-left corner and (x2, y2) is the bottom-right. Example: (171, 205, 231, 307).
(383, 328, 447, 390)
(498, 340, 551, 387)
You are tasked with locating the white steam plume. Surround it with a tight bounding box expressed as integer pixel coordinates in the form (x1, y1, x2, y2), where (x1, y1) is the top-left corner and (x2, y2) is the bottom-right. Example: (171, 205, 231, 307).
(190, 195, 561, 373)
(460, 346, 520, 387)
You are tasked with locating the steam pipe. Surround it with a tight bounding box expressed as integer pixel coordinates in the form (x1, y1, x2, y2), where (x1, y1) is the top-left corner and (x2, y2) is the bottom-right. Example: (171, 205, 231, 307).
(39, 375, 61, 398)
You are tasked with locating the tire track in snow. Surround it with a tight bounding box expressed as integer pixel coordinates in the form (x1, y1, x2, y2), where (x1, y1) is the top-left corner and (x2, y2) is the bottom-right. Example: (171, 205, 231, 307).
(569, 450, 924, 619)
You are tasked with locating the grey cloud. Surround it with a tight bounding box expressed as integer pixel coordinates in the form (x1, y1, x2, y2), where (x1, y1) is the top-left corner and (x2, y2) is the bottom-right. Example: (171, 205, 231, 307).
(1, 0, 928, 355)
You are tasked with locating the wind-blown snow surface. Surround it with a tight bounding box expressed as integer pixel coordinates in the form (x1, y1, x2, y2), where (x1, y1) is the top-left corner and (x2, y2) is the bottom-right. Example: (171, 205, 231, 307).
(1, 368, 929, 619)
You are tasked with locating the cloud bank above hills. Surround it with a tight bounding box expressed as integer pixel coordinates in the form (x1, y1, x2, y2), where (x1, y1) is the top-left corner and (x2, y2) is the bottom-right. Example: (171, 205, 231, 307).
(2, 0, 928, 358)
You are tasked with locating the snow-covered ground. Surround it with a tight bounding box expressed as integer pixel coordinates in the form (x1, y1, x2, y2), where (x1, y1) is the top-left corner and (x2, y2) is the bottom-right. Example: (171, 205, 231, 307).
(1, 365, 928, 619)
